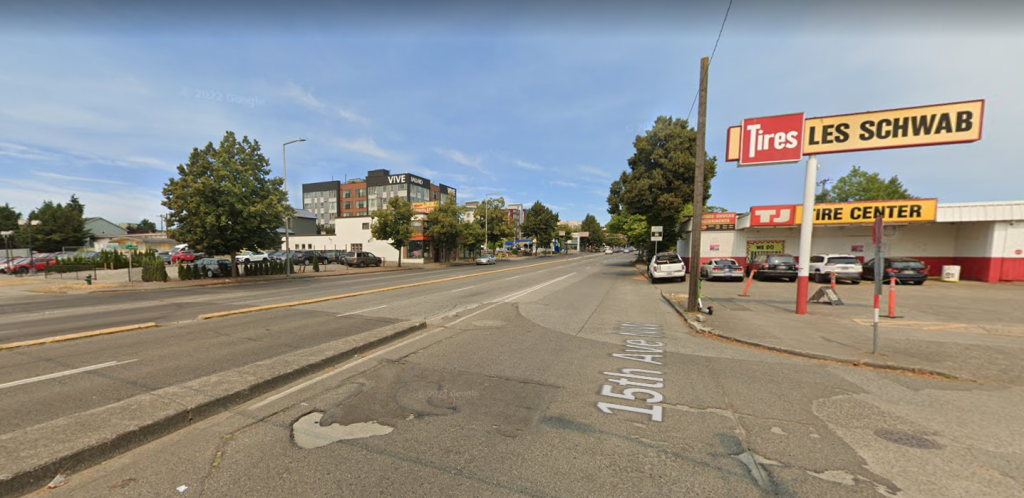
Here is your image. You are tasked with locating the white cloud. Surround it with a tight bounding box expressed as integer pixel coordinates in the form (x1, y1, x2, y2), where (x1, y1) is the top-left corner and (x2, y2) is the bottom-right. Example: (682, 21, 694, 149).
(551, 180, 578, 188)
(335, 137, 400, 160)
(434, 147, 483, 168)
(577, 165, 614, 180)
(32, 171, 128, 185)
(0, 179, 165, 224)
(511, 158, 543, 170)
(281, 81, 370, 124)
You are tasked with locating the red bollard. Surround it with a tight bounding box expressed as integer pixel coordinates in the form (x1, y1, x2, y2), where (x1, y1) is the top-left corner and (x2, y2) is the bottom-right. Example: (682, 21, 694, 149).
(739, 269, 757, 297)
(888, 277, 897, 318)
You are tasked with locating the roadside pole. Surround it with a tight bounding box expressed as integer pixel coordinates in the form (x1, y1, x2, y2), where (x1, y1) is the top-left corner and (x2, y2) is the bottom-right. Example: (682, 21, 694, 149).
(872, 215, 884, 353)
(794, 155, 819, 315)
(687, 56, 709, 312)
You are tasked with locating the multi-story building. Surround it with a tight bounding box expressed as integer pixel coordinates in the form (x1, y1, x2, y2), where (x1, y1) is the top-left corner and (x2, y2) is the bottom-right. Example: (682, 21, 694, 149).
(302, 181, 341, 226)
(296, 170, 457, 263)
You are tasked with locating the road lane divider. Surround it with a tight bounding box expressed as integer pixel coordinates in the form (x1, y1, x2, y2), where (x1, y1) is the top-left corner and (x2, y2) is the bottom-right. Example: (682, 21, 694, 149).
(336, 305, 388, 317)
(198, 258, 578, 321)
(0, 323, 158, 352)
(0, 359, 138, 390)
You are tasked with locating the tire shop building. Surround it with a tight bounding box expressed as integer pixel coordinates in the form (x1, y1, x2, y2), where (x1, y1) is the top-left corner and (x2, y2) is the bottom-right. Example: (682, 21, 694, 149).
(678, 198, 1024, 283)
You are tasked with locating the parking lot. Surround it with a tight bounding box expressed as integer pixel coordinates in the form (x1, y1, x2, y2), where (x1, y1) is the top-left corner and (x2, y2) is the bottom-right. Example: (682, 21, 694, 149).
(648, 267, 1024, 385)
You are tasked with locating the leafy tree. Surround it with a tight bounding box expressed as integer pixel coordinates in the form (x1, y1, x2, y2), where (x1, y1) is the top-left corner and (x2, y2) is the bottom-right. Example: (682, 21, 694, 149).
(371, 196, 414, 267)
(426, 196, 463, 262)
(459, 220, 485, 255)
(609, 115, 717, 253)
(816, 165, 915, 203)
(605, 233, 627, 247)
(579, 213, 606, 249)
(474, 197, 514, 251)
(1, 203, 22, 248)
(521, 201, 559, 251)
(162, 131, 290, 277)
(22, 195, 92, 252)
(606, 211, 649, 256)
(128, 218, 157, 234)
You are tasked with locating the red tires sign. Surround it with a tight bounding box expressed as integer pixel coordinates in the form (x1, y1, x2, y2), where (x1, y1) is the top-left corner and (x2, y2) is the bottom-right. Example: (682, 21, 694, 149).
(738, 113, 805, 166)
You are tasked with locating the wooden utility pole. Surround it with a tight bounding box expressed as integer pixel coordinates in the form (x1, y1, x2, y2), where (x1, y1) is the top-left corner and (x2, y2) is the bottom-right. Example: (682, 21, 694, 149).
(687, 56, 709, 312)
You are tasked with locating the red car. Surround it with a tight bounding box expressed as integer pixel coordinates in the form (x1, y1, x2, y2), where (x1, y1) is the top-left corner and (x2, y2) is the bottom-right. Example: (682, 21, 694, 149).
(171, 251, 197, 263)
(3, 257, 56, 274)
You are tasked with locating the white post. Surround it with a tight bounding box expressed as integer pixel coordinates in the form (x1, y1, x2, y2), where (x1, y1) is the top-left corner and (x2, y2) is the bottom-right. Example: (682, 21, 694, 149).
(795, 155, 818, 315)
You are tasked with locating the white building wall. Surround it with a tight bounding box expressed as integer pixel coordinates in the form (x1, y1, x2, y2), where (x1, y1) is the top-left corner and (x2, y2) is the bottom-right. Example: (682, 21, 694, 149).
(953, 222, 995, 257)
(999, 221, 1024, 258)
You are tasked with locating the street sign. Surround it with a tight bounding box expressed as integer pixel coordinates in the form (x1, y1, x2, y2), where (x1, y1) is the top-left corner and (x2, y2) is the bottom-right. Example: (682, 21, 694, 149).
(651, 235, 663, 242)
(558, 231, 565, 236)
(650, 226, 662, 232)
(727, 100, 985, 161)
(124, 242, 138, 250)
(738, 113, 805, 166)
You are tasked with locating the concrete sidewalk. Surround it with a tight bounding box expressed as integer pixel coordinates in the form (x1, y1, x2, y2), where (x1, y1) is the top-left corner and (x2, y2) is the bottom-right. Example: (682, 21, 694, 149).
(655, 272, 1024, 387)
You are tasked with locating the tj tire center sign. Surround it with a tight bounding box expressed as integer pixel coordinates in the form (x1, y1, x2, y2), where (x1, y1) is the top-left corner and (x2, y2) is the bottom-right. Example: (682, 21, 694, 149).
(723, 99, 984, 318)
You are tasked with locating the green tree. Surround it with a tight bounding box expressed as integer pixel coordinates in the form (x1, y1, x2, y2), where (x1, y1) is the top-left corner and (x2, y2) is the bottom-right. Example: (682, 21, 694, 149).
(426, 196, 463, 262)
(23, 195, 92, 252)
(459, 220, 485, 256)
(1, 203, 22, 248)
(610, 115, 717, 253)
(521, 201, 559, 251)
(162, 131, 290, 277)
(371, 196, 414, 267)
(579, 213, 606, 249)
(606, 211, 649, 256)
(475, 197, 514, 251)
(816, 165, 915, 203)
(128, 218, 157, 234)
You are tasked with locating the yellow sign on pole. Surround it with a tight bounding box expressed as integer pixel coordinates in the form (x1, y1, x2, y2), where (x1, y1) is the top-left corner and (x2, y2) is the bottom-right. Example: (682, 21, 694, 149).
(726, 100, 984, 161)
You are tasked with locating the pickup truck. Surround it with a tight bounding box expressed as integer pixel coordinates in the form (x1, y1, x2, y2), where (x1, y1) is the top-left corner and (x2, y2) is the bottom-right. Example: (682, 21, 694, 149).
(344, 252, 382, 268)
(648, 252, 686, 283)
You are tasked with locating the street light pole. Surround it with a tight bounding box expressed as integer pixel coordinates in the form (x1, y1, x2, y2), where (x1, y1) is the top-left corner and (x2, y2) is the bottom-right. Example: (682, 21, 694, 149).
(483, 192, 499, 255)
(18, 219, 41, 273)
(1, 230, 12, 272)
(283, 138, 306, 277)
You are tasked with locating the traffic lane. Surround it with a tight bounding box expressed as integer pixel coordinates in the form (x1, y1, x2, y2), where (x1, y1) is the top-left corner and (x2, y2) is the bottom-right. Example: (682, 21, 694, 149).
(0, 307, 402, 436)
(0, 258, 579, 345)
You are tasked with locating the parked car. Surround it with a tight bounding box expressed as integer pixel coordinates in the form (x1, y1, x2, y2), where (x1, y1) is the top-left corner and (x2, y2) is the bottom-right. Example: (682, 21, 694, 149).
(236, 250, 269, 263)
(476, 254, 497, 265)
(157, 251, 172, 264)
(604, 248, 613, 254)
(2, 257, 56, 274)
(746, 254, 798, 281)
(345, 252, 382, 267)
(809, 254, 863, 284)
(862, 257, 929, 285)
(171, 251, 197, 263)
(322, 250, 346, 264)
(0, 258, 29, 274)
(196, 257, 232, 278)
(648, 252, 685, 283)
(700, 258, 744, 281)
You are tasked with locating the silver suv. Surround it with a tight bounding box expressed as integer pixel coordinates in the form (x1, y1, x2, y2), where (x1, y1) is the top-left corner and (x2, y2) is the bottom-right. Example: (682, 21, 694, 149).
(808, 254, 863, 284)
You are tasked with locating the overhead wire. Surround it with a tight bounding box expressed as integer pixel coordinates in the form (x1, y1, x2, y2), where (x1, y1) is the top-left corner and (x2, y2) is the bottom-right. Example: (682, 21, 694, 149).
(686, 0, 733, 122)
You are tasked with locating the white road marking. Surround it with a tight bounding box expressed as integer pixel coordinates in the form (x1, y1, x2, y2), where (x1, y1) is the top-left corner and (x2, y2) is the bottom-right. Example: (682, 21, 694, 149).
(450, 285, 477, 293)
(502, 275, 522, 281)
(336, 305, 388, 317)
(0, 359, 138, 390)
(489, 272, 577, 304)
(248, 328, 441, 410)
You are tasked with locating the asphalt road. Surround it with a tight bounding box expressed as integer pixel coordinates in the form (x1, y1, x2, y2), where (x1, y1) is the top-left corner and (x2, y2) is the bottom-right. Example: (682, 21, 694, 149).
(0, 257, 559, 345)
(24, 253, 1021, 497)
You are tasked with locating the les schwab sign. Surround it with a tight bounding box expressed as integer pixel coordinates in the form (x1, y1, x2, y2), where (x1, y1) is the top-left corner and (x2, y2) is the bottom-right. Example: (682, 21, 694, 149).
(728, 100, 984, 165)
(750, 199, 938, 226)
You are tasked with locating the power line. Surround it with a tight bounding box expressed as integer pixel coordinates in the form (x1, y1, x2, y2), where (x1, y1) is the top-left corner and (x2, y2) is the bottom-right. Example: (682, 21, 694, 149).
(686, 0, 734, 122)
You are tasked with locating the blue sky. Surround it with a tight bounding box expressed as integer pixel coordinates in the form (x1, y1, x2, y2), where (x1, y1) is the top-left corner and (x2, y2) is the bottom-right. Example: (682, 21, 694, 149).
(1, 1, 1022, 226)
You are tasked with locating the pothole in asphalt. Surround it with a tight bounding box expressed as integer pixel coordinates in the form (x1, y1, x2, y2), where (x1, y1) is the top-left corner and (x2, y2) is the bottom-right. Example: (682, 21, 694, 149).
(873, 428, 941, 450)
(292, 411, 393, 449)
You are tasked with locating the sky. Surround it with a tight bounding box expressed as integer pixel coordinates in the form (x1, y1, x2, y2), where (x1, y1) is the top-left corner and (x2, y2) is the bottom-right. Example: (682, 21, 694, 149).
(1, 0, 1022, 227)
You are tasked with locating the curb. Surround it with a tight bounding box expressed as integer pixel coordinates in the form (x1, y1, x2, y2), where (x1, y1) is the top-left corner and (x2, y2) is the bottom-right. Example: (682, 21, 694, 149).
(0, 323, 158, 351)
(0, 320, 428, 498)
(658, 292, 962, 380)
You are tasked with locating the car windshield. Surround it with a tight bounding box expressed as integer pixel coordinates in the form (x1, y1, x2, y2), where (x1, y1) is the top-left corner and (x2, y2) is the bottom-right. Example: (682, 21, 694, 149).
(827, 257, 860, 265)
(769, 256, 795, 264)
(714, 259, 738, 267)
(655, 255, 681, 264)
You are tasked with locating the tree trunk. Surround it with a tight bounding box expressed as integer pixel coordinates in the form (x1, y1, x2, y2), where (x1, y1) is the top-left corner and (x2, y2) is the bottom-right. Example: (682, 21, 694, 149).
(231, 252, 238, 277)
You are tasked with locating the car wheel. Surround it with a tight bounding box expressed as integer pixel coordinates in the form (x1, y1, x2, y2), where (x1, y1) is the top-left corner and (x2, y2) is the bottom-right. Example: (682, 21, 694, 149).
(207, 269, 214, 278)
(850, 279, 861, 285)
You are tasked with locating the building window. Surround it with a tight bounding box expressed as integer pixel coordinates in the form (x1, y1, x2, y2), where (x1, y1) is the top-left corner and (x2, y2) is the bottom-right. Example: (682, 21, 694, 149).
(343, 190, 352, 198)
(357, 188, 366, 197)
(356, 200, 367, 209)
(343, 201, 352, 210)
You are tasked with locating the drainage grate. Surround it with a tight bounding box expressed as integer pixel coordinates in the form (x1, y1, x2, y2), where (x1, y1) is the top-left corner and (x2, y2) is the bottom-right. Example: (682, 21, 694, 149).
(873, 428, 941, 450)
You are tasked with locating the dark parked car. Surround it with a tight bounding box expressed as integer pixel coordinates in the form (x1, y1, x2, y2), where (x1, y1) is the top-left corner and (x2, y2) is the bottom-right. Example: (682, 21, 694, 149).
(746, 254, 798, 281)
(323, 250, 346, 264)
(196, 258, 232, 278)
(862, 257, 929, 285)
(344, 251, 382, 267)
(157, 251, 172, 264)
